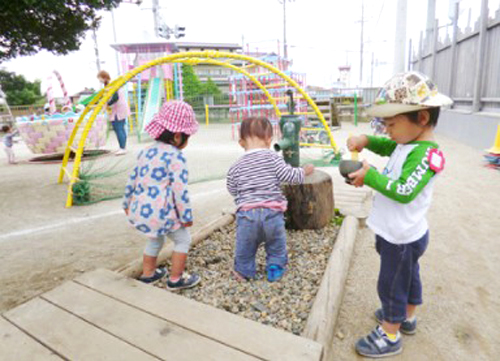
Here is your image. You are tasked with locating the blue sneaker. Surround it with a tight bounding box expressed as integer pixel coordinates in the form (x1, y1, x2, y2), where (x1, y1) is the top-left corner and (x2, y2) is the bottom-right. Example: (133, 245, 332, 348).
(266, 264, 285, 282)
(138, 267, 167, 284)
(355, 326, 403, 358)
(166, 272, 201, 290)
(375, 308, 417, 335)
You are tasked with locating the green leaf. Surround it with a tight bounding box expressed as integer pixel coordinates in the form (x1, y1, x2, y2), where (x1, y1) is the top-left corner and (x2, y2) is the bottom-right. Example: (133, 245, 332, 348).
(0, 0, 122, 62)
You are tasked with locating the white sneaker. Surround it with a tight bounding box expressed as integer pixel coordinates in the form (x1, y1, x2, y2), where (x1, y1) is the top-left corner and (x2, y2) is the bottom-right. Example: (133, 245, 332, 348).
(115, 149, 127, 156)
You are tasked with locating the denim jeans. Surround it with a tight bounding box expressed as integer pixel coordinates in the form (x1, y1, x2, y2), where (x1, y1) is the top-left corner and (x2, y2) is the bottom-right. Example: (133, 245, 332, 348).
(112, 119, 127, 149)
(235, 208, 287, 278)
(376, 231, 429, 324)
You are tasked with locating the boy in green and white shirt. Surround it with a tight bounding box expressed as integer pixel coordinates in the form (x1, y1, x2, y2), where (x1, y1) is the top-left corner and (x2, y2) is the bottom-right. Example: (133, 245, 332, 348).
(346, 71, 451, 358)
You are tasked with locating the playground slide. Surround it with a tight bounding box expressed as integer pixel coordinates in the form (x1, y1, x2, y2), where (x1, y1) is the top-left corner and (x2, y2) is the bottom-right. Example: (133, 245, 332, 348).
(141, 77, 162, 133)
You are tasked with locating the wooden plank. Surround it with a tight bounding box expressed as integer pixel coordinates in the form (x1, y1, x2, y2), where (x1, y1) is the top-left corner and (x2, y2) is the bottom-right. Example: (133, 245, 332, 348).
(4, 298, 157, 361)
(76, 269, 323, 361)
(0, 317, 62, 360)
(42, 281, 258, 361)
(302, 216, 360, 348)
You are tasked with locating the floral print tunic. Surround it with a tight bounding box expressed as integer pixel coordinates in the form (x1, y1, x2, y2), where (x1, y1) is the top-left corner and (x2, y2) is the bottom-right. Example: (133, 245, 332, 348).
(123, 142, 192, 238)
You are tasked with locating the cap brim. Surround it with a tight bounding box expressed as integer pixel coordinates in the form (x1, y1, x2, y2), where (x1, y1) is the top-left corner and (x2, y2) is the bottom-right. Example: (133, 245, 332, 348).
(366, 104, 426, 117)
(367, 92, 453, 118)
(421, 93, 453, 107)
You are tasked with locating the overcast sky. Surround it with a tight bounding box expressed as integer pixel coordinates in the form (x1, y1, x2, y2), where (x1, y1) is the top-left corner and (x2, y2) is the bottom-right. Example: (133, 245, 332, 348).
(1, 0, 492, 97)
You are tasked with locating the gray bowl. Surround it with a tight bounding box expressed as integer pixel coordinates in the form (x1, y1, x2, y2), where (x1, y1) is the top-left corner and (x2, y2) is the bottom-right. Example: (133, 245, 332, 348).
(339, 160, 363, 179)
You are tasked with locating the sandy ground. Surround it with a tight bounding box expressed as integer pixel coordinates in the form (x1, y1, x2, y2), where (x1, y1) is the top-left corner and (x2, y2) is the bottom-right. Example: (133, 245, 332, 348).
(0, 128, 237, 312)
(328, 129, 500, 360)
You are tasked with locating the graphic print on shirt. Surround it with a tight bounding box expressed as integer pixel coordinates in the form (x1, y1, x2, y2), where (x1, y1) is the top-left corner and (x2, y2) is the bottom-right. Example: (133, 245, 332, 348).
(364, 136, 443, 244)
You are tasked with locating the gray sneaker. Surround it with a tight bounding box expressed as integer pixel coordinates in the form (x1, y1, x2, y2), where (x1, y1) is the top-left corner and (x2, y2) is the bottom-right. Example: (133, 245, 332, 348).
(375, 308, 417, 335)
(355, 325, 403, 358)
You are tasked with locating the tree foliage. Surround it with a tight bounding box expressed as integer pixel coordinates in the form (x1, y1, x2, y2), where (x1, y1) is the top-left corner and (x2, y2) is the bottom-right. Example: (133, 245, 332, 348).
(0, 0, 122, 62)
(202, 77, 221, 96)
(0, 69, 44, 105)
(181, 64, 223, 102)
(181, 64, 202, 100)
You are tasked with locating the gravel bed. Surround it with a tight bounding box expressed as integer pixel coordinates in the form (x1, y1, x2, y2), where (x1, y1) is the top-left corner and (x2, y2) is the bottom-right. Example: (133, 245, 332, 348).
(156, 222, 340, 335)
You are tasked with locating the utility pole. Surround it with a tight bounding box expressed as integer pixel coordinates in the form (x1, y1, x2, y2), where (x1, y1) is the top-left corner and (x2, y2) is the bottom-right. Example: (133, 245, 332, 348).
(152, 0, 160, 37)
(92, 28, 101, 72)
(370, 52, 374, 87)
(283, 0, 288, 60)
(393, 0, 408, 73)
(356, 0, 366, 86)
(111, 10, 120, 75)
(426, 0, 437, 53)
(360, 0, 364, 86)
(110, 1, 142, 75)
(279, 0, 294, 60)
(408, 38, 413, 71)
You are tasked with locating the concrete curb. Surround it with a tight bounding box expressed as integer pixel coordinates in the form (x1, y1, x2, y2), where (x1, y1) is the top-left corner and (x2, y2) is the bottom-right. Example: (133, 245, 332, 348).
(302, 215, 360, 360)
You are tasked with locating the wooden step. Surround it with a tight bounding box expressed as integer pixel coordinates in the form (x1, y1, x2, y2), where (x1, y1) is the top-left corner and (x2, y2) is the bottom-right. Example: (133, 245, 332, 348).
(42, 281, 256, 361)
(4, 298, 157, 361)
(75, 269, 323, 361)
(2, 269, 323, 361)
(0, 317, 62, 360)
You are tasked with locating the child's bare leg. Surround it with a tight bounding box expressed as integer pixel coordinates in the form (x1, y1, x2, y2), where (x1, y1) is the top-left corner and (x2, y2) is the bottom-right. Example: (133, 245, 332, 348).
(407, 304, 417, 319)
(142, 255, 157, 277)
(170, 252, 187, 280)
(381, 321, 401, 335)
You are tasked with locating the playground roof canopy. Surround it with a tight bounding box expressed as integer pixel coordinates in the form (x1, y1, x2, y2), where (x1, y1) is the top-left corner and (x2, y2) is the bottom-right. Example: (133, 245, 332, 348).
(110, 41, 241, 55)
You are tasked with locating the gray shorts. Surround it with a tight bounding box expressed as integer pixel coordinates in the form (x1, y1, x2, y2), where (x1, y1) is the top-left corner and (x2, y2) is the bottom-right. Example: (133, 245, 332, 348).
(144, 227, 192, 256)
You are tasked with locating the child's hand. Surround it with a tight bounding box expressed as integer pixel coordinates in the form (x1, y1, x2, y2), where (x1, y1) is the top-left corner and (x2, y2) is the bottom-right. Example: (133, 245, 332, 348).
(348, 160, 370, 187)
(347, 135, 368, 152)
(182, 222, 193, 228)
(303, 164, 315, 176)
(124, 208, 129, 216)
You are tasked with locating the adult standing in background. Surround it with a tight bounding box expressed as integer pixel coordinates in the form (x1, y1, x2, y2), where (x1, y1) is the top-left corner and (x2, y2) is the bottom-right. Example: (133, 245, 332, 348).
(97, 70, 130, 155)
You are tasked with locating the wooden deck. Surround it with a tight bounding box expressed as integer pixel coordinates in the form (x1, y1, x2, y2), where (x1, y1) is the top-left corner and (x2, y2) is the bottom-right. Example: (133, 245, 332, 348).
(1, 269, 323, 360)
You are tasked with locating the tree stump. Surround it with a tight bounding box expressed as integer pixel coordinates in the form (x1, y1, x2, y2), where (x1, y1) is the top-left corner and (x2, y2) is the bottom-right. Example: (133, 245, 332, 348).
(282, 170, 334, 230)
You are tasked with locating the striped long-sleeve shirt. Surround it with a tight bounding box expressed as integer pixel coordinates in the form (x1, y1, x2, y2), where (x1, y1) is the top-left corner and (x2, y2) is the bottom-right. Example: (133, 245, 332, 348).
(227, 149, 305, 209)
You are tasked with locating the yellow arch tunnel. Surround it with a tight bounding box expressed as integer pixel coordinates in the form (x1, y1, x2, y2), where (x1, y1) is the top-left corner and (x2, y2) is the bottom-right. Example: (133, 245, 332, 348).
(58, 50, 339, 208)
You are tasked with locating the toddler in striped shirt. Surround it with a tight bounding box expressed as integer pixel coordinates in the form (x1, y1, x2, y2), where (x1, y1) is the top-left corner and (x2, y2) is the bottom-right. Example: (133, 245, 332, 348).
(227, 117, 314, 282)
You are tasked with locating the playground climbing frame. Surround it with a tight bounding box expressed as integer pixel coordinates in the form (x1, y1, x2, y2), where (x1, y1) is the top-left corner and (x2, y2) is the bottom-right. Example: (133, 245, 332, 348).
(58, 51, 339, 208)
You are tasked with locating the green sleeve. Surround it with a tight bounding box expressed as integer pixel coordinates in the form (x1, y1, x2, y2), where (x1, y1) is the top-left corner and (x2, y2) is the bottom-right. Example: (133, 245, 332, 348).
(364, 145, 436, 204)
(365, 135, 398, 157)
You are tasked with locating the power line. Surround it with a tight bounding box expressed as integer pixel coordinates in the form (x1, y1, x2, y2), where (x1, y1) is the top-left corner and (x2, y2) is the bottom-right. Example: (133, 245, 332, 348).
(375, 0, 386, 28)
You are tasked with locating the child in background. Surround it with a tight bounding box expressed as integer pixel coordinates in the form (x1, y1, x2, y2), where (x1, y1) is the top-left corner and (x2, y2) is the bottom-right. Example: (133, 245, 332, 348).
(2, 125, 18, 164)
(346, 71, 451, 358)
(227, 117, 314, 282)
(123, 101, 201, 290)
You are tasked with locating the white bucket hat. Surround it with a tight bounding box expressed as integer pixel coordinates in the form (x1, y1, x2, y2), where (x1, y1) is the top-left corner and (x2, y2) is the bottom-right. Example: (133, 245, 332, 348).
(367, 71, 453, 118)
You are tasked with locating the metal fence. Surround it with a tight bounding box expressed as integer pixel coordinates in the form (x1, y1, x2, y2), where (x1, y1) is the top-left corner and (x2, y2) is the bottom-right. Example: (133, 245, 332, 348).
(410, 0, 500, 112)
(308, 87, 379, 105)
